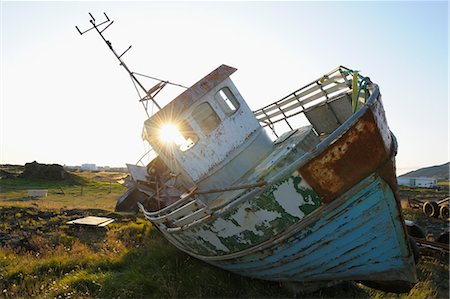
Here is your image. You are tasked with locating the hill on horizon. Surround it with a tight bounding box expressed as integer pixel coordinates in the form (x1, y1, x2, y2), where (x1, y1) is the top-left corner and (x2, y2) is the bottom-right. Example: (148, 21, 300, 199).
(399, 162, 449, 180)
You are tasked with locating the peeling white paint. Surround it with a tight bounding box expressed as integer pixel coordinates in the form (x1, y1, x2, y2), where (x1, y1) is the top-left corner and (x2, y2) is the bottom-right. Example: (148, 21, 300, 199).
(188, 203, 282, 252)
(273, 177, 306, 218)
(172, 173, 319, 253)
(272, 174, 316, 219)
(213, 204, 281, 239)
(192, 228, 230, 253)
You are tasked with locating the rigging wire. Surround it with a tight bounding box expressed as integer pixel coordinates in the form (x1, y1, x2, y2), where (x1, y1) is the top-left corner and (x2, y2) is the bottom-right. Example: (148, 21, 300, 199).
(132, 72, 188, 89)
(129, 74, 151, 118)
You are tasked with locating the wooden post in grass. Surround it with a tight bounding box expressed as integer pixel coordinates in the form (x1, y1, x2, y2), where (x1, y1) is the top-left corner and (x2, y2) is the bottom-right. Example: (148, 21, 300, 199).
(109, 180, 112, 194)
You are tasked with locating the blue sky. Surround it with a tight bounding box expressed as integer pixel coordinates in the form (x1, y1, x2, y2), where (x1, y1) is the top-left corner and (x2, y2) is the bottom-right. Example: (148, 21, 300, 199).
(1, 1, 448, 175)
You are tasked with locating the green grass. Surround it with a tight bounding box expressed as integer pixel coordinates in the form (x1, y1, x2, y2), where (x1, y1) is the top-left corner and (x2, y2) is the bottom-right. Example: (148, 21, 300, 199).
(0, 219, 370, 298)
(0, 171, 126, 210)
(1, 208, 447, 298)
(0, 175, 448, 298)
(0, 218, 290, 298)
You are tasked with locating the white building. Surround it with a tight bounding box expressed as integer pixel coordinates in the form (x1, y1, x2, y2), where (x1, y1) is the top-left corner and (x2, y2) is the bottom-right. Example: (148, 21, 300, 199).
(81, 163, 97, 171)
(397, 177, 437, 188)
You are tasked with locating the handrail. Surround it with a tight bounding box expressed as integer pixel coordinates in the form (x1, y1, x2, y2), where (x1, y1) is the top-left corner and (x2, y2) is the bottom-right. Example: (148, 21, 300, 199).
(140, 181, 267, 225)
(252, 66, 368, 137)
(135, 147, 156, 166)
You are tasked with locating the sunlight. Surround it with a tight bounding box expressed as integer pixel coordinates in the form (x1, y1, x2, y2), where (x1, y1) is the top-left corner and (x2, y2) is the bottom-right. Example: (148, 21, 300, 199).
(158, 123, 186, 145)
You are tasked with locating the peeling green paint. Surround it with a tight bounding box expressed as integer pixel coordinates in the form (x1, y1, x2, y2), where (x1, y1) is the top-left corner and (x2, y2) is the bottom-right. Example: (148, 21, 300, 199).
(173, 172, 322, 255)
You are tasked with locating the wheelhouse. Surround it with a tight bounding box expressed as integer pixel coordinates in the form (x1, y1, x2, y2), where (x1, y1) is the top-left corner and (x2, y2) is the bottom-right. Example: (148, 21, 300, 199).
(142, 65, 273, 206)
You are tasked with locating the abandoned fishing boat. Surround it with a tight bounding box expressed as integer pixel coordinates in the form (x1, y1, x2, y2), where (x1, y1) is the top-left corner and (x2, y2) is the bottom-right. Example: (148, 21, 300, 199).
(77, 14, 417, 293)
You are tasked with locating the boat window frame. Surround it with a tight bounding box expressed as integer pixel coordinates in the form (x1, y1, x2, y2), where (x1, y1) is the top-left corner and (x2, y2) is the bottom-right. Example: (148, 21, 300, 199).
(177, 120, 199, 152)
(215, 87, 240, 116)
(191, 102, 221, 135)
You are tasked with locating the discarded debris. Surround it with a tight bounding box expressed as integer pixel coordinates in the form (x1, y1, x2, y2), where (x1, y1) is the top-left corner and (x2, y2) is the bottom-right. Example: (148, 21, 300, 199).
(67, 216, 115, 227)
(27, 189, 48, 197)
(407, 197, 449, 220)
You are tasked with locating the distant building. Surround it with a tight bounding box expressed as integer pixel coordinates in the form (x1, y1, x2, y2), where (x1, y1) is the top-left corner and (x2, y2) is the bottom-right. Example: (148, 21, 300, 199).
(81, 163, 97, 171)
(397, 176, 437, 188)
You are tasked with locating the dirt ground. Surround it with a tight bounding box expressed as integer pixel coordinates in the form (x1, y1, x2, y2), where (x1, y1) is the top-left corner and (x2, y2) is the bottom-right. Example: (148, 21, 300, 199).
(0, 206, 136, 253)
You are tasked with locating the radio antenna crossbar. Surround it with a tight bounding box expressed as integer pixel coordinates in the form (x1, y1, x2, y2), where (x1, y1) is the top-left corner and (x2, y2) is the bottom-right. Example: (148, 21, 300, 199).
(76, 12, 166, 115)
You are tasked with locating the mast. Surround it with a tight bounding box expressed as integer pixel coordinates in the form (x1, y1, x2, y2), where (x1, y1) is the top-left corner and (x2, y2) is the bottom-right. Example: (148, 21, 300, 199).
(76, 13, 186, 116)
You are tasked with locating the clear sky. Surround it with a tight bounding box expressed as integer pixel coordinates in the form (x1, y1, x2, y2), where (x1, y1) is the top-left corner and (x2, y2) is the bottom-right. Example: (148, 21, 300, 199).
(1, 1, 448, 175)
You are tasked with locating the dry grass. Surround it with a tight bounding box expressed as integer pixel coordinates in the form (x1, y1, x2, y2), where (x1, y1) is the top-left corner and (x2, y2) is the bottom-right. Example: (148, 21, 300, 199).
(0, 176, 448, 298)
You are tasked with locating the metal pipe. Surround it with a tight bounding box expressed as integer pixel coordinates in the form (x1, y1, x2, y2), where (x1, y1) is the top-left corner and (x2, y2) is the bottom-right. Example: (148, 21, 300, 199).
(195, 181, 267, 195)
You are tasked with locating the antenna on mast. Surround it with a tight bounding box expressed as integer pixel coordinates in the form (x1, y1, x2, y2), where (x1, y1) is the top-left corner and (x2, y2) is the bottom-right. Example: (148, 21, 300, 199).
(76, 12, 172, 116)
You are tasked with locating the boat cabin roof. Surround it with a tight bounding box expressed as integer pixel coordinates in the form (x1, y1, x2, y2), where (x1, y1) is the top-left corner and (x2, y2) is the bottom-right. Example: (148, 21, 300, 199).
(148, 64, 237, 123)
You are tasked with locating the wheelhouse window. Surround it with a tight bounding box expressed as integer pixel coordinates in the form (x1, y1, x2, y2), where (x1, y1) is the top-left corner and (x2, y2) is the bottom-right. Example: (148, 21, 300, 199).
(215, 87, 240, 116)
(158, 120, 198, 152)
(178, 121, 198, 151)
(192, 102, 221, 135)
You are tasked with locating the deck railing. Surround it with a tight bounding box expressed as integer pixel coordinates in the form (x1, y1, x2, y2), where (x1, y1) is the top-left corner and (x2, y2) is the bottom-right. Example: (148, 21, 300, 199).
(253, 66, 362, 138)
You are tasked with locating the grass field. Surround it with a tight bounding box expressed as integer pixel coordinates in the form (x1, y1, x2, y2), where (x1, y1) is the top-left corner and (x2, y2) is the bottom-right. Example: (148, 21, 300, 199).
(438, 180, 449, 186)
(0, 171, 127, 210)
(0, 172, 448, 298)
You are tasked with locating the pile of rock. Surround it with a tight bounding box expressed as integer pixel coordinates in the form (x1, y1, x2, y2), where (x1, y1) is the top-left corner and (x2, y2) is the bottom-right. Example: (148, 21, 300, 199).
(19, 161, 67, 180)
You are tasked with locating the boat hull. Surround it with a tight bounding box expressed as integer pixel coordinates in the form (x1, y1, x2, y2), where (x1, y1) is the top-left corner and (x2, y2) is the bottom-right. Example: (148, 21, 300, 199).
(208, 174, 416, 283)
